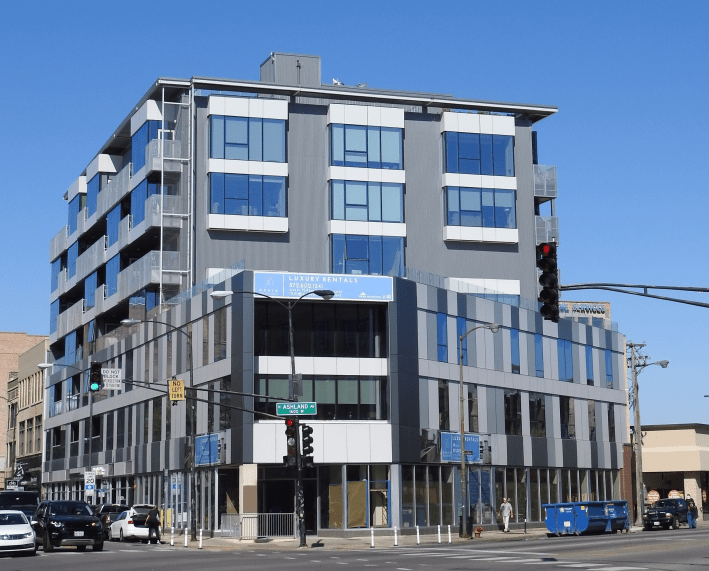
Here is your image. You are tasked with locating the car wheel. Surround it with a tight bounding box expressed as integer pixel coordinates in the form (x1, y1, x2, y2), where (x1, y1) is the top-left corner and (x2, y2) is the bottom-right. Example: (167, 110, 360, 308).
(44, 531, 54, 552)
(672, 516, 679, 530)
(93, 541, 104, 552)
(120, 529, 124, 542)
(77, 545, 87, 552)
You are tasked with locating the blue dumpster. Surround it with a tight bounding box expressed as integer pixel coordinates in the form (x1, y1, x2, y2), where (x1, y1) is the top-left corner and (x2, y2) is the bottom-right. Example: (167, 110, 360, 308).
(543, 503, 577, 535)
(544, 501, 631, 536)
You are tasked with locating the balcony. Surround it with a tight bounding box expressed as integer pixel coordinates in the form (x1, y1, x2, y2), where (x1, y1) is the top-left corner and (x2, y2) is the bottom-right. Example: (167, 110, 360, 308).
(146, 139, 183, 175)
(76, 236, 107, 281)
(533, 165, 557, 200)
(50, 226, 68, 262)
(535, 215, 559, 245)
(52, 298, 85, 342)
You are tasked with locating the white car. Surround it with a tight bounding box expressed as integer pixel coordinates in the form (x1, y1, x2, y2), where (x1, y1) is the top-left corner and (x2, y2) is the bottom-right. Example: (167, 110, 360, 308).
(0, 510, 36, 556)
(108, 506, 160, 543)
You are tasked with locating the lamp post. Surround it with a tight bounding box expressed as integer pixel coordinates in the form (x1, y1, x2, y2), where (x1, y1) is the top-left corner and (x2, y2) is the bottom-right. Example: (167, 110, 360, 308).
(210, 287, 334, 548)
(121, 318, 196, 540)
(627, 341, 668, 527)
(458, 323, 499, 538)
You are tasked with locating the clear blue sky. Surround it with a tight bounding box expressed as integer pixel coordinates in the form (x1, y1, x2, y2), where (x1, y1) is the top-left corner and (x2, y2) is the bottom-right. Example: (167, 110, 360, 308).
(1, 1, 706, 425)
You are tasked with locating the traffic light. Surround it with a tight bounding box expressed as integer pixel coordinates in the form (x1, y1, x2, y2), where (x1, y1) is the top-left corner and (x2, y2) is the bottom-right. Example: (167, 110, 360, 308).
(536, 242, 559, 322)
(89, 362, 103, 392)
(283, 418, 299, 467)
(301, 424, 314, 467)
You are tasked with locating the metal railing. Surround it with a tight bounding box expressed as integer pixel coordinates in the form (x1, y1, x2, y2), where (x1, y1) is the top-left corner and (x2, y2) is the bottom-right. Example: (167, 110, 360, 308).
(220, 513, 297, 539)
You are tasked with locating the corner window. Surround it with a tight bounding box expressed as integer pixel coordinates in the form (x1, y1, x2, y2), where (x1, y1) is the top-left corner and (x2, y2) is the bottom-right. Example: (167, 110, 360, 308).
(130, 180, 159, 226)
(68, 194, 84, 235)
(557, 339, 573, 382)
(330, 124, 403, 169)
(585, 345, 594, 385)
(436, 313, 448, 363)
(209, 173, 286, 217)
(67, 242, 78, 279)
(51, 258, 62, 293)
(50, 300, 59, 334)
(534, 334, 544, 378)
(210, 116, 286, 162)
(510, 328, 520, 374)
(446, 187, 516, 228)
(331, 234, 404, 277)
(86, 175, 99, 218)
(132, 120, 161, 173)
(444, 132, 514, 176)
(331, 180, 404, 222)
(604, 349, 614, 388)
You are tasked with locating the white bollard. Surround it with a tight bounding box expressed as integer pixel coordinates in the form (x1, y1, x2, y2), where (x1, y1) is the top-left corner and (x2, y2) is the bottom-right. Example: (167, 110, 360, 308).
(199, 527, 203, 549)
(438, 525, 441, 543)
(394, 526, 398, 547)
(184, 528, 188, 548)
(448, 524, 452, 544)
(416, 525, 420, 545)
(370, 527, 374, 548)
(171, 526, 174, 546)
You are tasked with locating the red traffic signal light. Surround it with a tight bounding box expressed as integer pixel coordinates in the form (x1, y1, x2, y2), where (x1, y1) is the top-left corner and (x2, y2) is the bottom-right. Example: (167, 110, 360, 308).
(284, 418, 299, 467)
(536, 242, 559, 322)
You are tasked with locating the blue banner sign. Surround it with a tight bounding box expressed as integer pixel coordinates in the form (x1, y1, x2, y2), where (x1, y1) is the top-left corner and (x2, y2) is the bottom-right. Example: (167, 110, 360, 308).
(254, 272, 393, 302)
(441, 432, 480, 463)
(195, 433, 219, 466)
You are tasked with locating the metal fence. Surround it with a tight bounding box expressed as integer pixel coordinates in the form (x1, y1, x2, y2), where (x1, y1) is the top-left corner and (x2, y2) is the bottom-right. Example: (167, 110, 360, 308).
(220, 513, 297, 539)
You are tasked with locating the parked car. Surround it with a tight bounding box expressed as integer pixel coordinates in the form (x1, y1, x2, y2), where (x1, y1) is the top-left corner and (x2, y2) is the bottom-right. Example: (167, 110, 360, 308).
(0, 510, 36, 556)
(0, 491, 41, 519)
(643, 498, 689, 530)
(32, 500, 103, 552)
(93, 503, 129, 539)
(108, 505, 160, 543)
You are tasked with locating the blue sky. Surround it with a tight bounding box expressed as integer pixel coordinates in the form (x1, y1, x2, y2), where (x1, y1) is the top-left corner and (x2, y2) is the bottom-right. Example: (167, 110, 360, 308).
(1, 1, 706, 425)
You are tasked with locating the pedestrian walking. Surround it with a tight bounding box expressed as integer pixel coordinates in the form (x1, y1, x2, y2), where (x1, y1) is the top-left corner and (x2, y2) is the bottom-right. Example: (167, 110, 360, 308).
(147, 505, 161, 544)
(687, 496, 697, 529)
(500, 498, 513, 532)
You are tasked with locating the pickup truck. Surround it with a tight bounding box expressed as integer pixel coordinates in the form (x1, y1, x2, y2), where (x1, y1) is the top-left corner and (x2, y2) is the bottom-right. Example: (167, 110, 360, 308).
(93, 504, 129, 539)
(642, 498, 688, 530)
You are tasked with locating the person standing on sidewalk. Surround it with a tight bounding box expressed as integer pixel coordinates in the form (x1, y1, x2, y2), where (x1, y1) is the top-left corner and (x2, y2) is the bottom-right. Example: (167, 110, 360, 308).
(687, 497, 697, 528)
(147, 505, 161, 544)
(500, 498, 513, 532)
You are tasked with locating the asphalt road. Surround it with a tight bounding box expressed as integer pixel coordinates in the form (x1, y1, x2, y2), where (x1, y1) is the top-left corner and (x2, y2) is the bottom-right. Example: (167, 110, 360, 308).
(2, 527, 708, 571)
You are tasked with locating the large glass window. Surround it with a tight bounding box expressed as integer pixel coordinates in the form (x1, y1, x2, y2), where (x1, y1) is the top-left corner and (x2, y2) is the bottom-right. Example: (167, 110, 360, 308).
(438, 380, 449, 431)
(510, 328, 520, 374)
(330, 124, 403, 169)
(535, 334, 544, 378)
(504, 389, 521, 435)
(255, 375, 387, 420)
(51, 258, 62, 292)
(331, 234, 404, 277)
(132, 120, 160, 173)
(437, 313, 448, 363)
(557, 339, 573, 382)
(210, 116, 286, 162)
(560, 396, 575, 439)
(106, 255, 120, 297)
(446, 187, 516, 228)
(444, 132, 514, 176)
(214, 307, 227, 362)
(85, 271, 97, 310)
(330, 181, 404, 222)
(86, 175, 99, 218)
(68, 194, 84, 235)
(608, 404, 616, 442)
(209, 173, 286, 217)
(131, 180, 159, 226)
(588, 400, 596, 441)
(107, 204, 121, 247)
(67, 242, 78, 279)
(50, 300, 59, 334)
(586, 345, 594, 386)
(529, 392, 546, 437)
(605, 349, 614, 388)
(457, 317, 468, 366)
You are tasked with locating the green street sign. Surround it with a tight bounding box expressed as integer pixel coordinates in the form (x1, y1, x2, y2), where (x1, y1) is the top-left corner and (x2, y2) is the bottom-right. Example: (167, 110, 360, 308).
(276, 402, 317, 416)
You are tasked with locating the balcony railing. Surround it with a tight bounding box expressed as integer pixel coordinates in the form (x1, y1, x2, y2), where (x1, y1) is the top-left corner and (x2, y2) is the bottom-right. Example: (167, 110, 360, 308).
(535, 215, 559, 245)
(533, 165, 557, 199)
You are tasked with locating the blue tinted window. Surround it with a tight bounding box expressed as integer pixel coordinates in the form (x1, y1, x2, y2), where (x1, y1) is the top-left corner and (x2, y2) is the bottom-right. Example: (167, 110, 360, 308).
(67, 242, 78, 279)
(457, 317, 467, 365)
(535, 334, 544, 378)
(210, 173, 286, 217)
(446, 186, 515, 229)
(131, 120, 160, 173)
(331, 180, 404, 223)
(586, 345, 594, 385)
(444, 132, 514, 176)
(330, 234, 405, 277)
(557, 339, 573, 382)
(131, 180, 159, 226)
(68, 195, 81, 234)
(86, 175, 99, 217)
(210, 115, 286, 162)
(106, 255, 120, 297)
(85, 272, 97, 309)
(330, 124, 403, 169)
(605, 350, 613, 388)
(65, 330, 77, 365)
(51, 258, 62, 292)
(437, 313, 448, 363)
(510, 329, 520, 374)
(50, 300, 59, 334)
(107, 205, 120, 247)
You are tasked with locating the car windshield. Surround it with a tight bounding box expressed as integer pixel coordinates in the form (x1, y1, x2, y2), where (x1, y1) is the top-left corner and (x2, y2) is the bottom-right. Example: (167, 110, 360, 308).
(0, 513, 27, 525)
(652, 500, 673, 508)
(50, 502, 93, 516)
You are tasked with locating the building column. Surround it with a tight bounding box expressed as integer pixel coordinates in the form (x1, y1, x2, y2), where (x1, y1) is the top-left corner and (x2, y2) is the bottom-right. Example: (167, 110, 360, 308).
(239, 464, 257, 514)
(684, 471, 701, 521)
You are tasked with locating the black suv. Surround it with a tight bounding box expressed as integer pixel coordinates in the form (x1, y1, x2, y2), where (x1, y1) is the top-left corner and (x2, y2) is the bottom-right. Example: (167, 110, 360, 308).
(32, 500, 104, 552)
(643, 498, 688, 530)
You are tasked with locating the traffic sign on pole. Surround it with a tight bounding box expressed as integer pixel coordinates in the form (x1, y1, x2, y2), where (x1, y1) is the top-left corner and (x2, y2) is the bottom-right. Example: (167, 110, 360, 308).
(101, 368, 122, 390)
(276, 402, 317, 416)
(169, 379, 185, 401)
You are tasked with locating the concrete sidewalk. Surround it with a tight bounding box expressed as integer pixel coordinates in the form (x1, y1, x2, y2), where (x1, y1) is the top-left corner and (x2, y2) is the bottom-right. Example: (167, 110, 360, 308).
(163, 527, 550, 551)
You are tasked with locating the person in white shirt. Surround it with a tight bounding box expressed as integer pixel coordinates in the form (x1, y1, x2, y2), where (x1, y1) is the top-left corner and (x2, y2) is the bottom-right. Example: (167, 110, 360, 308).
(500, 497, 513, 532)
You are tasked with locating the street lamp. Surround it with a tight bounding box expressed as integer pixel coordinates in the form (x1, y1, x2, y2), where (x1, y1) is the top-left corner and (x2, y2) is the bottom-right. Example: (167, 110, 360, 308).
(211, 287, 334, 548)
(121, 317, 196, 541)
(627, 341, 668, 527)
(458, 322, 499, 538)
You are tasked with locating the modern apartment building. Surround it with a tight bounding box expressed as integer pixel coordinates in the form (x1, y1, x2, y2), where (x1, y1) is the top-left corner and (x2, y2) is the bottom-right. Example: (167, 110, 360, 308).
(44, 53, 627, 533)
